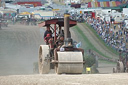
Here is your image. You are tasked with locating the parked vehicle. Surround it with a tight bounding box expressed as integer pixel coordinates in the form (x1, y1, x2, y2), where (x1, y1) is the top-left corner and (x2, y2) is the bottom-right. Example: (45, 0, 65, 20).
(0, 19, 8, 27)
(124, 19, 128, 29)
(113, 49, 128, 73)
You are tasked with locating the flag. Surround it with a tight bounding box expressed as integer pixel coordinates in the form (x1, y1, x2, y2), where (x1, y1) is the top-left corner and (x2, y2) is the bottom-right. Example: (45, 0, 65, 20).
(76, 42, 81, 48)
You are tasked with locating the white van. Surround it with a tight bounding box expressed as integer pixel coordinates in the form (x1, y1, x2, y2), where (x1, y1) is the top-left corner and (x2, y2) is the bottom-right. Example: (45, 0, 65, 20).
(114, 15, 125, 23)
(124, 19, 128, 29)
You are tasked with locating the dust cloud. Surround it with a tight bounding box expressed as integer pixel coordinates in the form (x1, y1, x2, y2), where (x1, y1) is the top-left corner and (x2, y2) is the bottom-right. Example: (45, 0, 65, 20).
(0, 24, 44, 76)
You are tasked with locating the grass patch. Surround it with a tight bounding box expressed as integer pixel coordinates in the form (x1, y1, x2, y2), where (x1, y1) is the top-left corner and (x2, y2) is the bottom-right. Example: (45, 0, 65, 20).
(84, 23, 119, 55)
(73, 26, 111, 58)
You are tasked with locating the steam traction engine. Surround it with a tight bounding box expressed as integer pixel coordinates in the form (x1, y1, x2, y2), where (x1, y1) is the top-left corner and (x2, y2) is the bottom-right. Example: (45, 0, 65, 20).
(38, 16, 84, 74)
(113, 49, 128, 73)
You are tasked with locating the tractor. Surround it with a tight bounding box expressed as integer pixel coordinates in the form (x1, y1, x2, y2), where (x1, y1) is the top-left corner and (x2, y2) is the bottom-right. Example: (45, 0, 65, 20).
(38, 15, 84, 74)
(113, 49, 128, 73)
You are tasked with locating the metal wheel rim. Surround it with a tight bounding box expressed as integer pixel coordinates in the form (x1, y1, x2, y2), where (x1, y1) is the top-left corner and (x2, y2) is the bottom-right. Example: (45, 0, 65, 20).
(38, 47, 43, 74)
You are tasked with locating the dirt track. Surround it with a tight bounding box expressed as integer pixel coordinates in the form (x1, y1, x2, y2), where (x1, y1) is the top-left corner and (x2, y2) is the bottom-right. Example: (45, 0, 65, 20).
(0, 24, 127, 85)
(0, 74, 128, 85)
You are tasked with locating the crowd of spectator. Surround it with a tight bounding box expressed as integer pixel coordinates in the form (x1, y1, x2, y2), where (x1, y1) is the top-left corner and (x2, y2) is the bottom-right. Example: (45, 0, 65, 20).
(83, 14, 128, 53)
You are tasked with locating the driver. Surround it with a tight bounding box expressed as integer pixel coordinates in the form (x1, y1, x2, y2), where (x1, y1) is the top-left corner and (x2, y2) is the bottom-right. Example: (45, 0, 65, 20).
(44, 26, 52, 45)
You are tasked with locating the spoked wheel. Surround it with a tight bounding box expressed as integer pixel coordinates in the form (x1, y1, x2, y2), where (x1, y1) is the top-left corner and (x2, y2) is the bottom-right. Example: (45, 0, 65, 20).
(117, 61, 124, 73)
(38, 45, 50, 74)
(55, 52, 83, 74)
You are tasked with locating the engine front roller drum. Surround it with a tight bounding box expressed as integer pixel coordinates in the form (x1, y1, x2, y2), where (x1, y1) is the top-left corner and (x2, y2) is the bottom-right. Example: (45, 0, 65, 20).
(55, 52, 83, 74)
(38, 45, 50, 74)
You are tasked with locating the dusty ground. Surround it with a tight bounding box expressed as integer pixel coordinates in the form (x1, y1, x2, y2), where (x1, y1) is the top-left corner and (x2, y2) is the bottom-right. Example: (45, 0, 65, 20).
(0, 24, 126, 85)
(0, 74, 128, 85)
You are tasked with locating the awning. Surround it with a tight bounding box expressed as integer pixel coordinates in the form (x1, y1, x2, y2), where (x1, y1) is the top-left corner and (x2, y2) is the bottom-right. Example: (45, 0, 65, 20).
(38, 18, 77, 27)
(88, 1, 121, 8)
(19, 12, 32, 15)
(17, 2, 42, 7)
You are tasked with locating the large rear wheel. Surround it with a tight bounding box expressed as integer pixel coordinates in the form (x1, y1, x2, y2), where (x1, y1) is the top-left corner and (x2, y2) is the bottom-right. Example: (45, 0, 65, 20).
(38, 45, 50, 74)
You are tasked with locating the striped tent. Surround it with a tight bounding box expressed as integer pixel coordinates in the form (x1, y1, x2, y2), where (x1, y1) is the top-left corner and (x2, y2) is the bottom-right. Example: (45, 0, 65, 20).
(88, 1, 121, 8)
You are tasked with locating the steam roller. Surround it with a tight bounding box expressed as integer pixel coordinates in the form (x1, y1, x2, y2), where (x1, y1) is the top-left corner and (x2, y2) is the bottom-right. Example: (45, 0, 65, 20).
(38, 14, 84, 74)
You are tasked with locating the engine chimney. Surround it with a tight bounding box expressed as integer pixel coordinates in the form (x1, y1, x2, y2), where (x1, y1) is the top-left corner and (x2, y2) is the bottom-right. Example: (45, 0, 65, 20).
(64, 14, 73, 47)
